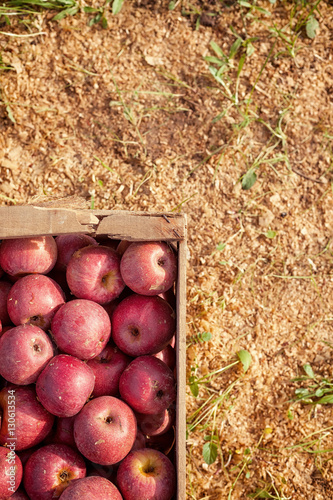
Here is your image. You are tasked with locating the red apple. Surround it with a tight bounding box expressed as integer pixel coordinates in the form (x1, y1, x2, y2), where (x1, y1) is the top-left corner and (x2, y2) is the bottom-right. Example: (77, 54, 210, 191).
(55, 234, 98, 271)
(153, 344, 176, 371)
(59, 476, 122, 499)
(87, 343, 131, 398)
(23, 444, 86, 499)
(36, 355, 95, 417)
(7, 274, 65, 331)
(0, 282, 11, 327)
(136, 408, 175, 437)
(0, 324, 54, 385)
(74, 396, 136, 465)
(0, 236, 57, 277)
(112, 295, 175, 357)
(51, 300, 111, 360)
(0, 385, 55, 451)
(117, 448, 176, 500)
(120, 241, 177, 296)
(119, 356, 176, 415)
(0, 446, 22, 499)
(66, 246, 125, 305)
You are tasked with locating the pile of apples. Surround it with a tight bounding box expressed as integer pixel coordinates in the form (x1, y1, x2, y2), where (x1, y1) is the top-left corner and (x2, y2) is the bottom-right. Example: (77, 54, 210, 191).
(0, 234, 178, 500)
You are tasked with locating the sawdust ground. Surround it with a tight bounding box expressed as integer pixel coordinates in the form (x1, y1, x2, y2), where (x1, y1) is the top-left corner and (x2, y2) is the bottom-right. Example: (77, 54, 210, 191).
(1, 0, 333, 498)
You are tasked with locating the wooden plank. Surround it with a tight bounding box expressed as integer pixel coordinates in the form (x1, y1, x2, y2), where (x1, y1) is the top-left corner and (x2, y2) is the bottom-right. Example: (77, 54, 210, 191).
(0, 206, 99, 239)
(176, 224, 187, 500)
(96, 212, 185, 241)
(0, 207, 185, 241)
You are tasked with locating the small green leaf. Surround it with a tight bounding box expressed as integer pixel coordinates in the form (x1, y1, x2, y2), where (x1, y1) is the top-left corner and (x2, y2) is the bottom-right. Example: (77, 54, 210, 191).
(229, 38, 242, 59)
(53, 5, 79, 20)
(90, 195, 95, 210)
(315, 388, 324, 397)
(237, 349, 252, 373)
(295, 388, 310, 396)
(216, 242, 227, 252)
(101, 16, 108, 29)
(112, 0, 124, 15)
(203, 441, 218, 465)
(265, 230, 277, 239)
(210, 41, 226, 59)
(238, 0, 252, 7)
(306, 16, 319, 39)
(84, 6, 99, 13)
(201, 331, 212, 342)
(204, 56, 225, 66)
(246, 42, 255, 57)
(303, 364, 315, 379)
(168, 0, 176, 9)
(204, 434, 218, 441)
(315, 394, 333, 405)
(190, 381, 199, 397)
(287, 409, 294, 420)
(241, 170, 257, 190)
(6, 105, 15, 124)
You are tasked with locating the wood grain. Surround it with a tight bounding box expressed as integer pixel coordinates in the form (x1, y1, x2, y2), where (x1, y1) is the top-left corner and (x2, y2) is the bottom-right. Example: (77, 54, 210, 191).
(176, 226, 187, 500)
(0, 207, 185, 241)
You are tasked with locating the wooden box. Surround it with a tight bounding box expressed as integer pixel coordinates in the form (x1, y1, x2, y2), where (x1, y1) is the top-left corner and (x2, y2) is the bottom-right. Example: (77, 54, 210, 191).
(0, 206, 187, 499)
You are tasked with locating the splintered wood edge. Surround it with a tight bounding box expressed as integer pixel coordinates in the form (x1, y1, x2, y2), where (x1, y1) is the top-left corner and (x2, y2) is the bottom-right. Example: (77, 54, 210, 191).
(176, 231, 187, 500)
(0, 207, 185, 241)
